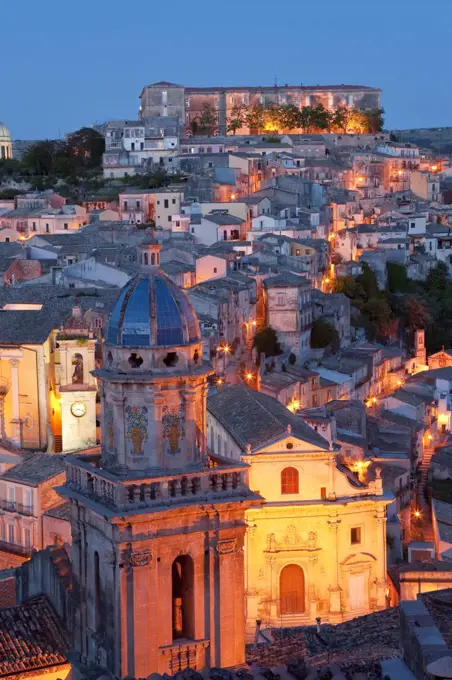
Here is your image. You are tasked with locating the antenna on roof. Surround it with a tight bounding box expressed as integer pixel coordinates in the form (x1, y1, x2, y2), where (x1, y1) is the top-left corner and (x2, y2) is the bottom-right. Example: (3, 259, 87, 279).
(274, 76, 278, 88)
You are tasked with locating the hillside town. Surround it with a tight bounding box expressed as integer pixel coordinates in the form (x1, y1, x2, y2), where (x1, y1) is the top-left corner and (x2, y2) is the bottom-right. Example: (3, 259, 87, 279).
(1, 79, 452, 680)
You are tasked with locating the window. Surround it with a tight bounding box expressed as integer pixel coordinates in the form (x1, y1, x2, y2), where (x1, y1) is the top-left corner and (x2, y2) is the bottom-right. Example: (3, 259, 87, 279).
(8, 524, 14, 544)
(351, 527, 361, 545)
(45, 224, 50, 233)
(213, 267, 217, 273)
(64, 223, 68, 230)
(24, 528, 31, 548)
(32, 221, 36, 231)
(281, 467, 299, 494)
(320, 487, 327, 500)
(410, 222, 415, 229)
(124, 200, 128, 210)
(5, 237, 9, 242)
(172, 198, 176, 204)
(164, 199, 169, 209)
(277, 294, 285, 305)
(136, 200, 140, 209)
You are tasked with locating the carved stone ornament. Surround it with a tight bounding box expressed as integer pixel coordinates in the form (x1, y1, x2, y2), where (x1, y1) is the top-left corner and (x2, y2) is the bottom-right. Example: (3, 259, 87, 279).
(128, 549, 152, 567)
(216, 538, 237, 554)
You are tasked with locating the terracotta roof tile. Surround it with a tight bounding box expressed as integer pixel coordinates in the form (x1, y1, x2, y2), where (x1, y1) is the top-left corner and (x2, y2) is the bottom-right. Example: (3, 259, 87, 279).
(0, 596, 69, 676)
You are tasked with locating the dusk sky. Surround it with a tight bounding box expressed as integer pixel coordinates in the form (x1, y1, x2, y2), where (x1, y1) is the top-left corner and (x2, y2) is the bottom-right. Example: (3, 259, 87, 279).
(2, 0, 450, 139)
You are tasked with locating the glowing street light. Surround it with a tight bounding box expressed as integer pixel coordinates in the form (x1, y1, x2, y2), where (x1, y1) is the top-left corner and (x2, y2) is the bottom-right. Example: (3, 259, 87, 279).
(414, 510, 422, 519)
(216, 377, 224, 386)
(246, 372, 253, 381)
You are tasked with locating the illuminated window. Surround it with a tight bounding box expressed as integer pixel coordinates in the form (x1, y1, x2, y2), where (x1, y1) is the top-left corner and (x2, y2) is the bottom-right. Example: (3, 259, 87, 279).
(281, 467, 299, 494)
(351, 527, 361, 545)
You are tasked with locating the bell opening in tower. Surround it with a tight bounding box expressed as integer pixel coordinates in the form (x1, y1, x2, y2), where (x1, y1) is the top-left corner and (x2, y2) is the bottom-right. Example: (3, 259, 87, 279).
(172, 555, 195, 640)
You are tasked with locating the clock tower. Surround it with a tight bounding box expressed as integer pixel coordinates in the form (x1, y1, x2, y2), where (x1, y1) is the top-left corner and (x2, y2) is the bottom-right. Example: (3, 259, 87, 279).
(57, 305, 97, 452)
(61, 247, 260, 676)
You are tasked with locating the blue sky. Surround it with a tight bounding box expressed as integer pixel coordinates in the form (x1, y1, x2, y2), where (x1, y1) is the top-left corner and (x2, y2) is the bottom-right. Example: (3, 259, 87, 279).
(2, 0, 450, 138)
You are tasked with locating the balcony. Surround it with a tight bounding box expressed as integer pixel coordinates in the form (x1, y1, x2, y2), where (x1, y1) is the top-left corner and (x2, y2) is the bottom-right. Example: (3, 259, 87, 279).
(0, 499, 33, 516)
(63, 454, 253, 514)
(0, 539, 32, 558)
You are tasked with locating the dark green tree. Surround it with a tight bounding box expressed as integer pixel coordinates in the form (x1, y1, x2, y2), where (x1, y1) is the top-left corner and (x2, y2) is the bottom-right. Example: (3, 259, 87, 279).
(387, 262, 408, 292)
(426, 261, 449, 293)
(310, 318, 339, 352)
(66, 127, 105, 169)
(227, 104, 246, 135)
(198, 103, 218, 135)
(246, 105, 266, 134)
(252, 326, 281, 357)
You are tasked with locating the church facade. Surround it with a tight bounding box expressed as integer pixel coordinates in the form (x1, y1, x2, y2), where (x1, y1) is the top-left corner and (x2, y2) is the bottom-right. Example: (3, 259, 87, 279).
(207, 385, 391, 638)
(61, 240, 260, 677)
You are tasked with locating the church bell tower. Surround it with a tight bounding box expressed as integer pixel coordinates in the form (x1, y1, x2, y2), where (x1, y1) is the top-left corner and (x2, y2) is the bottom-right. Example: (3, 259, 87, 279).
(62, 253, 259, 677)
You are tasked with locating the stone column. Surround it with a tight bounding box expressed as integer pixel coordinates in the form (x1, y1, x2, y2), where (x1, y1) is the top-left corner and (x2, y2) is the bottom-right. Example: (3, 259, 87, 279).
(216, 535, 246, 668)
(128, 548, 153, 677)
(375, 509, 387, 608)
(150, 390, 164, 468)
(327, 518, 342, 617)
(327, 457, 336, 500)
(307, 555, 318, 619)
(9, 358, 21, 445)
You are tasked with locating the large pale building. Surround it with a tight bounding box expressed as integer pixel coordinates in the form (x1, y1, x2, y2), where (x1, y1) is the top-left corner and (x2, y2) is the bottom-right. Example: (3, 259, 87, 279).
(61, 240, 260, 676)
(139, 82, 381, 135)
(207, 385, 392, 637)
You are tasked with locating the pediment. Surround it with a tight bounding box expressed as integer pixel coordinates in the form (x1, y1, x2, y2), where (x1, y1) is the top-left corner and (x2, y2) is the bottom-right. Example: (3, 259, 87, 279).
(252, 434, 330, 456)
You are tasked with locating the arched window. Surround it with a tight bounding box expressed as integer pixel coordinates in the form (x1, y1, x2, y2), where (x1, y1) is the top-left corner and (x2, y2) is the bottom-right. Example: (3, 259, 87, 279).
(172, 555, 194, 640)
(280, 564, 305, 613)
(151, 253, 155, 265)
(144, 253, 149, 265)
(281, 467, 299, 494)
(72, 353, 84, 384)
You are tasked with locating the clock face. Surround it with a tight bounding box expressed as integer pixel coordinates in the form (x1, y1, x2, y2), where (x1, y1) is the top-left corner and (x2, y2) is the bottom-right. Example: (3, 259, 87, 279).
(71, 401, 87, 418)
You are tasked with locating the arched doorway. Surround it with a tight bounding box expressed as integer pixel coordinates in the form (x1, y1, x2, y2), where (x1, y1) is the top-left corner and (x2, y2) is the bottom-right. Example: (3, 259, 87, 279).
(172, 555, 195, 640)
(280, 564, 305, 614)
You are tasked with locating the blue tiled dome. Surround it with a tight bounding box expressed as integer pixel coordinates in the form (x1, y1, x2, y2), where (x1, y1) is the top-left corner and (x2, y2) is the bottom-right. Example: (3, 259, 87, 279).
(107, 272, 201, 347)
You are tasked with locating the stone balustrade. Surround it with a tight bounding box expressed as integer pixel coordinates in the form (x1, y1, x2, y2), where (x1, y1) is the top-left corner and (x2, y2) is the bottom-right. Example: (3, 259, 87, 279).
(65, 457, 250, 512)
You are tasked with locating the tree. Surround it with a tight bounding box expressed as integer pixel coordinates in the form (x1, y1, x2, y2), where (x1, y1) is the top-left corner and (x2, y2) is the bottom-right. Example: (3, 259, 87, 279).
(189, 118, 199, 136)
(227, 104, 246, 135)
(362, 298, 393, 338)
(278, 104, 302, 131)
(299, 106, 316, 133)
(405, 297, 432, 335)
(331, 106, 349, 134)
(66, 127, 105, 169)
(363, 107, 385, 134)
(426, 261, 449, 294)
(387, 262, 408, 293)
(252, 326, 281, 357)
(198, 103, 218, 135)
(246, 105, 266, 134)
(310, 318, 339, 352)
(310, 104, 330, 132)
(356, 263, 379, 301)
(22, 140, 60, 175)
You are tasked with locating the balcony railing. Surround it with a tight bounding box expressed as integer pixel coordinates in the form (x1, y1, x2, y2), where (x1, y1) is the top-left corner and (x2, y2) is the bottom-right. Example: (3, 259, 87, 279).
(64, 455, 252, 512)
(0, 499, 33, 516)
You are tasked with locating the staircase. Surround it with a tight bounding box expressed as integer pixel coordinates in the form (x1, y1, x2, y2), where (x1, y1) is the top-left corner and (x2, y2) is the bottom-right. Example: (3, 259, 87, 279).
(415, 445, 435, 542)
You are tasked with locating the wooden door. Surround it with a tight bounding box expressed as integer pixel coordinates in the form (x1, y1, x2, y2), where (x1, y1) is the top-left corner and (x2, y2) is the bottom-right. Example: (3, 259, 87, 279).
(280, 564, 305, 614)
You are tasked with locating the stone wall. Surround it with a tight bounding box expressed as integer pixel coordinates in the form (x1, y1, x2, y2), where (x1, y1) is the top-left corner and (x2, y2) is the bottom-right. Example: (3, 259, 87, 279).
(399, 599, 450, 678)
(15, 544, 73, 634)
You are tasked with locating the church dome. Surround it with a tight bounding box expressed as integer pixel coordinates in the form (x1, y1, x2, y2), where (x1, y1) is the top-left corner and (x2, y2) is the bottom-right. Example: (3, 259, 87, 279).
(0, 122, 11, 141)
(107, 272, 201, 347)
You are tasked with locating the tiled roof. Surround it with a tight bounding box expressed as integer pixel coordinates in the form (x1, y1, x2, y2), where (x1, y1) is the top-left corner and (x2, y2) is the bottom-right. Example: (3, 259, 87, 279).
(44, 501, 72, 522)
(0, 574, 15, 608)
(207, 385, 329, 451)
(0, 597, 69, 677)
(1, 453, 67, 485)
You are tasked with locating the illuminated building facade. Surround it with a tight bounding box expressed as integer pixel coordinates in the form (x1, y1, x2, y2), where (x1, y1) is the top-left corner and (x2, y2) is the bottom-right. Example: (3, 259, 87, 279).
(62, 239, 259, 676)
(207, 385, 391, 638)
(139, 82, 381, 134)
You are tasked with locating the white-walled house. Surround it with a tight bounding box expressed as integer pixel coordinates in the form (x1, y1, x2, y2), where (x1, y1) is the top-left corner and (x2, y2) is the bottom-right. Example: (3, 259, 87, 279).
(191, 213, 244, 246)
(195, 254, 227, 284)
(62, 257, 132, 288)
